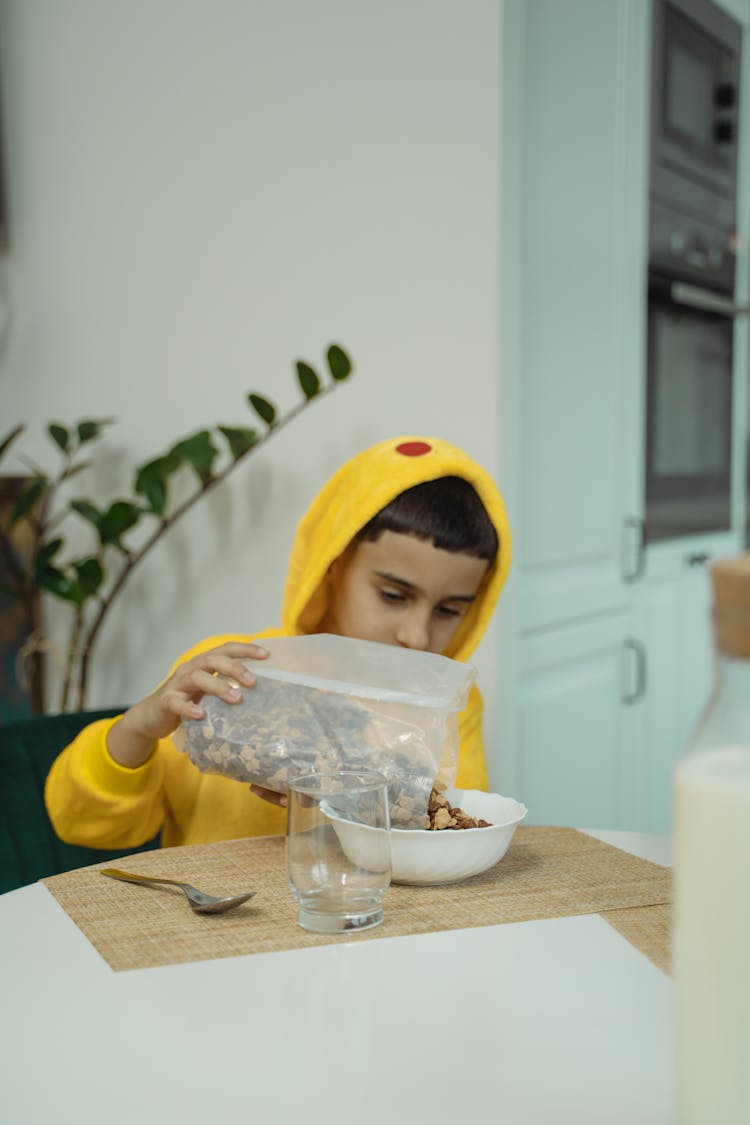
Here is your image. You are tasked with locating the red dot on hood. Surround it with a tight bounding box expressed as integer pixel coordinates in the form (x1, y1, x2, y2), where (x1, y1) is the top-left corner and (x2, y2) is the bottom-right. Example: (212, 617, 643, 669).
(395, 441, 432, 457)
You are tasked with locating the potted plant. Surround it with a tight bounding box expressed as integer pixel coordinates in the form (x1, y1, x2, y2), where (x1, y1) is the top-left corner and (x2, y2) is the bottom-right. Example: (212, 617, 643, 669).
(0, 342, 353, 716)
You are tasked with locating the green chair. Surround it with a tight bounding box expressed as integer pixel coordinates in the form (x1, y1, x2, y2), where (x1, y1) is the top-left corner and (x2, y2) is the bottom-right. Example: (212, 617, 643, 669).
(0, 708, 161, 894)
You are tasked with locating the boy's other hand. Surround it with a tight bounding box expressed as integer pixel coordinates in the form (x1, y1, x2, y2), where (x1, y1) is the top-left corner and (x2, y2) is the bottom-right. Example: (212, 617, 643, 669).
(249, 785, 288, 808)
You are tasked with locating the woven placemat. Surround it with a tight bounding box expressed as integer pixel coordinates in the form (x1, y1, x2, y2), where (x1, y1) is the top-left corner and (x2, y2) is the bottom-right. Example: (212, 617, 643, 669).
(603, 903, 672, 975)
(41, 826, 671, 973)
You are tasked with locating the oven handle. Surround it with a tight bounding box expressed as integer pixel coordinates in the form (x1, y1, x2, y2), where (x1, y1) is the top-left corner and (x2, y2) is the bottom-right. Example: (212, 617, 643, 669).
(671, 282, 750, 318)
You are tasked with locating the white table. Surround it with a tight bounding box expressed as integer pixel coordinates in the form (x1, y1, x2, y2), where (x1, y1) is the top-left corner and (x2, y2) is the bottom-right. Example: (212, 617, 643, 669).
(0, 831, 674, 1125)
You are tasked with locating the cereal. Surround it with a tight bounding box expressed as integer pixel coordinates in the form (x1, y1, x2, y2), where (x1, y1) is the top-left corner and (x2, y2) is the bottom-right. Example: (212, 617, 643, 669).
(424, 787, 492, 830)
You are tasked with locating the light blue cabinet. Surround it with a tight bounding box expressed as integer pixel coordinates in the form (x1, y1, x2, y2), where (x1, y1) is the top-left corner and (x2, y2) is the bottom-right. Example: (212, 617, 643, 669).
(517, 616, 642, 829)
(499, 0, 748, 832)
(499, 0, 650, 826)
(514, 0, 649, 634)
(630, 547, 723, 832)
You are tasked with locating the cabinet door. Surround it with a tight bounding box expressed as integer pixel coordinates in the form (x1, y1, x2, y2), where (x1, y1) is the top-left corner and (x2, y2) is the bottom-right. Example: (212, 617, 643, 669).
(517, 616, 640, 829)
(514, 0, 650, 631)
(633, 561, 715, 833)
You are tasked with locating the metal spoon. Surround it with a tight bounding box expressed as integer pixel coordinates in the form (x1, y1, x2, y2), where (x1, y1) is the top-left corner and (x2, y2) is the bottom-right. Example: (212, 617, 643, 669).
(100, 867, 257, 914)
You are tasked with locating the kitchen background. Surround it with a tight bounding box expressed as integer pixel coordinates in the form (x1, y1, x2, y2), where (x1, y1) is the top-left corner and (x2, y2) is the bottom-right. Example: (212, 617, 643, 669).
(499, 0, 750, 834)
(0, 0, 748, 835)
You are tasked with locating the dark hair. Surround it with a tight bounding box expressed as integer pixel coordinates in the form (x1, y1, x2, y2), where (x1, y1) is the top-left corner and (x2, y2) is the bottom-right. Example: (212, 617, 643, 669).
(353, 476, 498, 560)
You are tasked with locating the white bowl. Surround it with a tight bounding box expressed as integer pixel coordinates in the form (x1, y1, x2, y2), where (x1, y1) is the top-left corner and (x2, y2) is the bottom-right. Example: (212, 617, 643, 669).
(330, 788, 528, 886)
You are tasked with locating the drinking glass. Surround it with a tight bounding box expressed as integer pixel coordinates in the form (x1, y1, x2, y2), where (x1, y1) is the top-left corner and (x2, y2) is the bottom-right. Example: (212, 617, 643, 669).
(286, 768, 391, 933)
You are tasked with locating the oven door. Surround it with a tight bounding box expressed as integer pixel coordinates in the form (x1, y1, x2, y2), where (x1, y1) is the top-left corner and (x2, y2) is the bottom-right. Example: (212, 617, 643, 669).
(645, 274, 742, 543)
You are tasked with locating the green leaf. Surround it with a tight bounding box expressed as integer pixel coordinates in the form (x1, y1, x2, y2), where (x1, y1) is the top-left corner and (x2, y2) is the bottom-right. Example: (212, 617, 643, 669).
(31, 538, 64, 581)
(72, 556, 105, 597)
(170, 430, 218, 484)
(138, 477, 166, 515)
(9, 477, 47, 525)
(98, 501, 142, 546)
(37, 565, 81, 604)
(296, 361, 321, 400)
(326, 344, 352, 381)
(48, 424, 69, 452)
(35, 551, 104, 607)
(248, 393, 277, 427)
(135, 472, 167, 515)
(218, 426, 258, 461)
(77, 418, 115, 444)
(70, 499, 102, 530)
(0, 424, 25, 462)
(134, 452, 182, 515)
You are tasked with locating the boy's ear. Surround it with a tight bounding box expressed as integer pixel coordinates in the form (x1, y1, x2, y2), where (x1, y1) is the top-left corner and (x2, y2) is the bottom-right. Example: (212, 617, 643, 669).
(326, 556, 342, 580)
(326, 546, 353, 583)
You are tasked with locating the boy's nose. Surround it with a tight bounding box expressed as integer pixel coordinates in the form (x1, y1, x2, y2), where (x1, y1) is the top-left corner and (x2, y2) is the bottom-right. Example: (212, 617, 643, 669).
(395, 612, 430, 651)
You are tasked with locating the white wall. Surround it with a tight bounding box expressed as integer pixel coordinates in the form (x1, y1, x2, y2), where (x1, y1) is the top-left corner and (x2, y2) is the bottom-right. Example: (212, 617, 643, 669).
(0, 0, 505, 776)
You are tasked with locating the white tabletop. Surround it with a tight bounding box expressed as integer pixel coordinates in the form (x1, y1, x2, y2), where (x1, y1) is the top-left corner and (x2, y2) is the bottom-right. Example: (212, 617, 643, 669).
(0, 831, 674, 1125)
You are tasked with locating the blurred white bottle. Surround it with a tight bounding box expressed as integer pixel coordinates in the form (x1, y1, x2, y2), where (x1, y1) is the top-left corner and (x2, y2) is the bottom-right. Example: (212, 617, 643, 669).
(674, 555, 750, 1125)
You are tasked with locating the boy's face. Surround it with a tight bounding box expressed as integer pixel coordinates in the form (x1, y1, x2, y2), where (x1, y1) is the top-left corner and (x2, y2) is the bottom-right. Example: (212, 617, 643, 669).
(321, 530, 489, 655)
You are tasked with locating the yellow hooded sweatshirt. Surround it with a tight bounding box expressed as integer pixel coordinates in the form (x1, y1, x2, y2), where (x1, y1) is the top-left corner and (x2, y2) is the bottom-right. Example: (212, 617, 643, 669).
(45, 436, 512, 850)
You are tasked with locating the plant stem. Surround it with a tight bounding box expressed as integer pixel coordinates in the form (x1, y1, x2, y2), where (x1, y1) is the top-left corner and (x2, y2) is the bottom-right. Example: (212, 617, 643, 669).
(60, 606, 84, 713)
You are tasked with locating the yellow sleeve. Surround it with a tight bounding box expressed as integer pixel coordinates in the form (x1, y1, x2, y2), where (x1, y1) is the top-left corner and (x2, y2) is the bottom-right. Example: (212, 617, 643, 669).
(44, 629, 280, 850)
(44, 717, 168, 849)
(455, 682, 490, 791)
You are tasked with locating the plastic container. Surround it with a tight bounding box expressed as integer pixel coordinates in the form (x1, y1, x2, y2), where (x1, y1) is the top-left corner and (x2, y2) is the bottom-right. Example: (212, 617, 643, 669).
(179, 633, 476, 828)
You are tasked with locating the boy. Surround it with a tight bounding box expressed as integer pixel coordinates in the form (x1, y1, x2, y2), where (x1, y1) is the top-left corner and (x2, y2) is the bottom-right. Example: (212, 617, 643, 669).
(45, 435, 511, 849)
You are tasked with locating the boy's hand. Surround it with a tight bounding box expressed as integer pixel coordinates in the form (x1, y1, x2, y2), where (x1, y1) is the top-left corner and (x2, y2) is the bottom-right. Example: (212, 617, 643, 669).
(108, 642, 269, 768)
(249, 785, 288, 808)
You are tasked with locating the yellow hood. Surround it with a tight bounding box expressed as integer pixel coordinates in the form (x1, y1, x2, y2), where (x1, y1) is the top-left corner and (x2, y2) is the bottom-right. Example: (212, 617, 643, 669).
(280, 435, 511, 663)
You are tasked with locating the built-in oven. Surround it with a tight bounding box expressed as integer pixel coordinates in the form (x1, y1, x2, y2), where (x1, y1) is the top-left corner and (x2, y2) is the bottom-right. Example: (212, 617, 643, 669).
(650, 0, 741, 250)
(645, 0, 746, 544)
(645, 274, 743, 542)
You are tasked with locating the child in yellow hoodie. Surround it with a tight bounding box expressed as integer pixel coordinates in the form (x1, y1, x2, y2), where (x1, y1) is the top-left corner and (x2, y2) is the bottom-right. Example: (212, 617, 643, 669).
(45, 435, 511, 850)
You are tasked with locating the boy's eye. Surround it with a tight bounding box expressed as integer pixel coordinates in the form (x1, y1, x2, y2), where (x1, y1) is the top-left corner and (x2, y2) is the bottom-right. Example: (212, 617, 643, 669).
(378, 587, 408, 605)
(436, 604, 462, 619)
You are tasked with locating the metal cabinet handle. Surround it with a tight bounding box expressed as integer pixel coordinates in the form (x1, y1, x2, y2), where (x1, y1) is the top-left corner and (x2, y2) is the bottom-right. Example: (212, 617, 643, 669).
(685, 551, 711, 567)
(622, 638, 647, 705)
(671, 282, 749, 318)
(622, 517, 646, 583)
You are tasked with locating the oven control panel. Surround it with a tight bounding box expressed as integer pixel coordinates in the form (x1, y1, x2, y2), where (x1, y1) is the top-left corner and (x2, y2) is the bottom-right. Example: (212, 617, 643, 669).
(649, 199, 737, 293)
